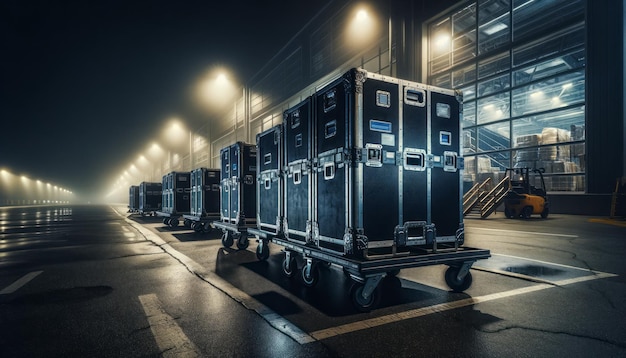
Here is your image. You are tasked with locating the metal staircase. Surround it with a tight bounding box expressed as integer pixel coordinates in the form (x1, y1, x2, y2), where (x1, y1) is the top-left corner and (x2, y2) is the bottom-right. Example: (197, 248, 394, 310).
(463, 176, 511, 218)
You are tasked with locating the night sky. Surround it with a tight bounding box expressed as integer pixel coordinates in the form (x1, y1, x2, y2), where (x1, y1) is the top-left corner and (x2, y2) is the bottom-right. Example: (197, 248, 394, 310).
(1, 0, 325, 202)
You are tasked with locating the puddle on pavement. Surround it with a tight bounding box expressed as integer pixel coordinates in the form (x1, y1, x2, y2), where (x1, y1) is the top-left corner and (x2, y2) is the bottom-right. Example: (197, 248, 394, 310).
(474, 254, 594, 282)
(504, 264, 565, 277)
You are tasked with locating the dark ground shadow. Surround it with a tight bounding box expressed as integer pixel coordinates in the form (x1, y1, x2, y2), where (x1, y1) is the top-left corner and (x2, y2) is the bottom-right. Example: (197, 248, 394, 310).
(217, 250, 447, 316)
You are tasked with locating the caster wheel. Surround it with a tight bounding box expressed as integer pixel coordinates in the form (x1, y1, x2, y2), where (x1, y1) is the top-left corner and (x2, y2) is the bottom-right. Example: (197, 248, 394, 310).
(193, 222, 203, 233)
(282, 257, 296, 278)
(301, 263, 319, 288)
(169, 218, 179, 227)
(350, 283, 380, 313)
(445, 266, 473, 292)
(256, 241, 270, 261)
(221, 232, 234, 248)
(236, 237, 249, 250)
(203, 222, 212, 232)
(184, 219, 192, 228)
(163, 217, 169, 225)
(522, 206, 533, 219)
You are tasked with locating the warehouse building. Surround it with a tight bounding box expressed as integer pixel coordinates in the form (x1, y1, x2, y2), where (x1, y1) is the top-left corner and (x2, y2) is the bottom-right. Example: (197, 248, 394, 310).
(177, 0, 623, 215)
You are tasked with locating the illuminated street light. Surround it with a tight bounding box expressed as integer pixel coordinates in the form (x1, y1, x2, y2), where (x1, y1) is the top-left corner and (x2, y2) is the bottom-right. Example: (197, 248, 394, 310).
(195, 67, 238, 113)
(147, 142, 165, 182)
(345, 5, 380, 51)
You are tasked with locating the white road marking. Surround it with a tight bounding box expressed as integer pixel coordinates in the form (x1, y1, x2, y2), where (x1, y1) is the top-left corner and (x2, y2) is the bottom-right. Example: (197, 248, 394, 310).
(113, 206, 617, 345)
(0, 271, 43, 295)
(491, 253, 601, 272)
(465, 226, 579, 238)
(113, 207, 315, 345)
(309, 270, 616, 341)
(139, 293, 202, 358)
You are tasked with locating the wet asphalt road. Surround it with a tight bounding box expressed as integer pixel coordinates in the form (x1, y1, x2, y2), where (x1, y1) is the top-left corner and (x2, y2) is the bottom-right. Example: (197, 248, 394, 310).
(1, 204, 625, 357)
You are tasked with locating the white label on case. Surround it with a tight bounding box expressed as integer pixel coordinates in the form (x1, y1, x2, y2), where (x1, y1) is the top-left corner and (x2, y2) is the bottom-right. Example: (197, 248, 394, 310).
(381, 133, 395, 146)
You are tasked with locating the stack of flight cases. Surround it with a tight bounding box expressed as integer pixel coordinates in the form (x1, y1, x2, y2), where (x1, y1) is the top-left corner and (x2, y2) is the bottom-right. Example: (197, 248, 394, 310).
(212, 142, 258, 250)
(156, 171, 191, 227)
(182, 168, 220, 233)
(249, 68, 490, 311)
(138, 181, 162, 216)
(128, 185, 139, 213)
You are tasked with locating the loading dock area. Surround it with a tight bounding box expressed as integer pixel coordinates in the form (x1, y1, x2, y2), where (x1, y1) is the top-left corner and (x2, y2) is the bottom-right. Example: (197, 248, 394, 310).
(128, 208, 624, 355)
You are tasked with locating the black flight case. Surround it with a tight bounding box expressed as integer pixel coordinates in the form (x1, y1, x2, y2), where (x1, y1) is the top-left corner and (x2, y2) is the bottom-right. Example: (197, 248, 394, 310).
(182, 167, 220, 233)
(212, 142, 257, 250)
(128, 185, 139, 213)
(138, 181, 162, 216)
(249, 68, 490, 312)
(156, 171, 191, 227)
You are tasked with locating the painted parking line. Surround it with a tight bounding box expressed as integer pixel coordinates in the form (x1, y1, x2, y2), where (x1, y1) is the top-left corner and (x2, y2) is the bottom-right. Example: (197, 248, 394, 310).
(0, 271, 43, 295)
(588, 218, 626, 228)
(465, 226, 579, 238)
(113, 207, 315, 345)
(115, 206, 617, 345)
(139, 293, 202, 357)
(309, 270, 616, 341)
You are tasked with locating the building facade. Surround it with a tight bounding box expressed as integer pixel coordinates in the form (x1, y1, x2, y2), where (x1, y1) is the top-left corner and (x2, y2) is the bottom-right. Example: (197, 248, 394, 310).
(186, 0, 623, 214)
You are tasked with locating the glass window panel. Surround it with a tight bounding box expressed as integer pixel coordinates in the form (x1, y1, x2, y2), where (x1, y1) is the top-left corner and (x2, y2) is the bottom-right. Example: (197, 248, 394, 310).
(478, 0, 510, 55)
(479, 153, 509, 175)
(511, 70, 584, 117)
(452, 4, 477, 64)
(460, 85, 476, 101)
(432, 72, 452, 89)
(478, 92, 510, 124)
(431, 18, 452, 57)
(453, 4, 477, 35)
(430, 18, 452, 73)
(465, 154, 509, 187)
(512, 25, 585, 67)
(463, 128, 477, 154)
(478, 52, 510, 79)
(478, 122, 510, 152)
(544, 174, 585, 192)
(478, 74, 510, 97)
(536, 144, 582, 170)
(453, 64, 476, 88)
(453, 30, 477, 64)
(462, 100, 476, 128)
(513, 49, 585, 86)
(513, 0, 584, 41)
(512, 106, 585, 144)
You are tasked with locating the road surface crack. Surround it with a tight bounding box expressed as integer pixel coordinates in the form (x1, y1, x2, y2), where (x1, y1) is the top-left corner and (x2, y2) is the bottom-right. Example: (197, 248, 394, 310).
(477, 324, 626, 349)
(506, 241, 596, 272)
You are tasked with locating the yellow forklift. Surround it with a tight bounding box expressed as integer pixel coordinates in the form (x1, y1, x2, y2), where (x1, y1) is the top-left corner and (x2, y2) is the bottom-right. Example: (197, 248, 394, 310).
(504, 167, 550, 219)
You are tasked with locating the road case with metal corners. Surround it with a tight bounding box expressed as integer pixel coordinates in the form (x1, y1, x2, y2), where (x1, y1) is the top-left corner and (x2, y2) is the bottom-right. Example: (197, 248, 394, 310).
(213, 142, 258, 250)
(156, 171, 191, 228)
(283, 98, 313, 244)
(256, 125, 283, 235)
(249, 68, 489, 312)
(311, 68, 464, 256)
(128, 185, 139, 213)
(138, 181, 162, 216)
(182, 168, 220, 233)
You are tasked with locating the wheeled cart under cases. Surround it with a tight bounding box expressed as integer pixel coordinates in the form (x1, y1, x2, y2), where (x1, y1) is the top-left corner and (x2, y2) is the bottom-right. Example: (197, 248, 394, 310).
(250, 68, 490, 311)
